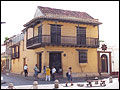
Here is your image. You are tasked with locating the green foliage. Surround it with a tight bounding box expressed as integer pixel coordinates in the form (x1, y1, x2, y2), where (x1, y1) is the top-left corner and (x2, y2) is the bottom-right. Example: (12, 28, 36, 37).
(5, 37, 9, 40)
(4, 37, 9, 43)
(99, 40, 104, 42)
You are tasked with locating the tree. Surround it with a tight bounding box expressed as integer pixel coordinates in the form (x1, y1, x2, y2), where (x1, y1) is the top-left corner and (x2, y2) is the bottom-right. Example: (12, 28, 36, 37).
(4, 37, 9, 43)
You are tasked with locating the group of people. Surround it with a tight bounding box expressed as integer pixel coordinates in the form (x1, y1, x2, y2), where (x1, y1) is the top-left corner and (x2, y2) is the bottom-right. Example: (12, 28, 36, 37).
(23, 64, 57, 81)
(45, 66, 56, 81)
(23, 64, 73, 86)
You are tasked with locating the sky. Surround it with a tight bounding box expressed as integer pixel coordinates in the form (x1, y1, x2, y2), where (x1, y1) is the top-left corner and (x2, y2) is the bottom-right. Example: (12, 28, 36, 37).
(1, 1, 119, 53)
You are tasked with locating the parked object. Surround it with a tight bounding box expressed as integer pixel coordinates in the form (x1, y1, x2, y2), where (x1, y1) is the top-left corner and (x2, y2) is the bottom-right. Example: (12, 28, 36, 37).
(8, 83, 14, 89)
(109, 76, 113, 83)
(87, 80, 92, 87)
(95, 77, 98, 84)
(54, 80, 59, 89)
(100, 80, 106, 86)
(33, 81, 38, 89)
(77, 84, 84, 87)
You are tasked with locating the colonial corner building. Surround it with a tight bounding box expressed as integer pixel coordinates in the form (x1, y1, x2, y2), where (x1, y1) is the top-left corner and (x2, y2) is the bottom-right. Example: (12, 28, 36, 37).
(3, 6, 105, 77)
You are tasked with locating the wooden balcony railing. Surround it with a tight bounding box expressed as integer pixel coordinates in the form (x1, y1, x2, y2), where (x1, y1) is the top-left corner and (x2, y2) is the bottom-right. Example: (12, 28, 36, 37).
(27, 35, 99, 49)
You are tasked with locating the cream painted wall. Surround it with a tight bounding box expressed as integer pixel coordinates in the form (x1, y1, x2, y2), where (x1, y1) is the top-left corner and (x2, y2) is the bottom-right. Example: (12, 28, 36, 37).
(11, 32, 38, 74)
(41, 21, 98, 38)
(37, 46, 98, 73)
(11, 20, 99, 77)
(28, 20, 98, 38)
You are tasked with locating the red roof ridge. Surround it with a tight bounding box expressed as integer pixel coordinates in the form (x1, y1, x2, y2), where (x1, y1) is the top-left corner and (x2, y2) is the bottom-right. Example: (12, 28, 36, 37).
(37, 6, 94, 19)
(38, 6, 86, 13)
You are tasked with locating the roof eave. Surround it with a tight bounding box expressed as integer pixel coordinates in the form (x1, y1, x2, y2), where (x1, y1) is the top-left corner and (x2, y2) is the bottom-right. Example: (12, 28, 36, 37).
(23, 17, 102, 27)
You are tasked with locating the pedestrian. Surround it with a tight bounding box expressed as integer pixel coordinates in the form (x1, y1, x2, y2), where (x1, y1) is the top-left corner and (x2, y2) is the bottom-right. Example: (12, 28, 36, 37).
(45, 66, 50, 81)
(34, 64, 39, 80)
(24, 64, 28, 77)
(51, 66, 56, 81)
(43, 66, 46, 74)
(58, 66, 62, 75)
(43, 66, 46, 80)
(65, 67, 73, 86)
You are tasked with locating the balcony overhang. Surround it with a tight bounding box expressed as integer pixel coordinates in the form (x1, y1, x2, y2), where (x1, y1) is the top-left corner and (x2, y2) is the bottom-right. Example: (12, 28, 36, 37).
(26, 35, 99, 49)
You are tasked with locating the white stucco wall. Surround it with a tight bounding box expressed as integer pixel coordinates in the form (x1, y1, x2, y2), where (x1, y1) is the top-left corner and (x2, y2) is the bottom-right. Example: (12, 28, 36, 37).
(98, 42, 119, 72)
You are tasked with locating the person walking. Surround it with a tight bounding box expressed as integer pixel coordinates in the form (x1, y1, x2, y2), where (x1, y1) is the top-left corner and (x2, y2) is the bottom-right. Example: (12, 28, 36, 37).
(24, 64, 28, 77)
(58, 66, 63, 75)
(65, 67, 73, 86)
(43, 66, 46, 74)
(51, 66, 56, 81)
(34, 64, 39, 80)
(45, 66, 50, 81)
(43, 66, 46, 80)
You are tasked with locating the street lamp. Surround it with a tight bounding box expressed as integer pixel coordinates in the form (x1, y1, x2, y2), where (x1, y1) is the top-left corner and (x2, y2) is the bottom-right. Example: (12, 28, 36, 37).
(1, 22, 6, 24)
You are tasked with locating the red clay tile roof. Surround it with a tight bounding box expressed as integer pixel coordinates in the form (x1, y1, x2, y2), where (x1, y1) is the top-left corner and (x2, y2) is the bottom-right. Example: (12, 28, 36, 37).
(24, 6, 102, 27)
(38, 6, 94, 20)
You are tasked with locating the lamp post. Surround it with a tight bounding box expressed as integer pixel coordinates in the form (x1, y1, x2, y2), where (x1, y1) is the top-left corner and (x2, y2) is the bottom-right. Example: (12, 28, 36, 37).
(1, 22, 6, 24)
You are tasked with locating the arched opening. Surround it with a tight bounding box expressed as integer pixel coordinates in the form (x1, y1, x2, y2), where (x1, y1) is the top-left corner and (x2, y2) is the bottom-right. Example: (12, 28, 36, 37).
(101, 54, 108, 73)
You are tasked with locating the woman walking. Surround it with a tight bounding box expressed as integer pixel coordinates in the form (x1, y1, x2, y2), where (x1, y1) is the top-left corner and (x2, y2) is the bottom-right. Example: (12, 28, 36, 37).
(65, 67, 73, 86)
(34, 64, 39, 80)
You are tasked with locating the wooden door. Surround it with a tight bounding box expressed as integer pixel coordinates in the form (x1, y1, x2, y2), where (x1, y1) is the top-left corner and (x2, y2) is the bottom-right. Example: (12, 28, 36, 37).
(101, 54, 108, 72)
(49, 53, 62, 73)
(51, 25, 61, 45)
(38, 25, 42, 43)
(38, 53, 42, 73)
(77, 27, 86, 45)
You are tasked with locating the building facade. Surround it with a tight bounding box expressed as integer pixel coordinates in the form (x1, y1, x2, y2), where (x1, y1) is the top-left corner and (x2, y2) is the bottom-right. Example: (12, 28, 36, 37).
(1, 36, 13, 73)
(97, 42, 119, 75)
(11, 6, 102, 77)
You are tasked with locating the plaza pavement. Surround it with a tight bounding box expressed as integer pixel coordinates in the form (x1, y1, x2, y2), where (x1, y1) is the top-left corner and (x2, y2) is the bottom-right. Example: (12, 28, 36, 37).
(1, 73, 119, 89)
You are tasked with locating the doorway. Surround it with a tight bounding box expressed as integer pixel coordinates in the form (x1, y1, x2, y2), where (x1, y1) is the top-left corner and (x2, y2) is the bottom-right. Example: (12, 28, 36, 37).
(101, 54, 108, 72)
(49, 52, 62, 73)
(37, 53, 42, 73)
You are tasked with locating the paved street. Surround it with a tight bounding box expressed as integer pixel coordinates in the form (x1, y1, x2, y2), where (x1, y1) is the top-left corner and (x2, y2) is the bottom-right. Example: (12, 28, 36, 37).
(1, 73, 119, 89)
(1, 73, 87, 86)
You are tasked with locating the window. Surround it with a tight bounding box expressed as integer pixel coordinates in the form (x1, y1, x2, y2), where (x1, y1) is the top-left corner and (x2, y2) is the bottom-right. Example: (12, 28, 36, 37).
(50, 24, 61, 44)
(16, 46, 19, 58)
(11, 45, 19, 59)
(77, 49, 88, 63)
(76, 27, 86, 45)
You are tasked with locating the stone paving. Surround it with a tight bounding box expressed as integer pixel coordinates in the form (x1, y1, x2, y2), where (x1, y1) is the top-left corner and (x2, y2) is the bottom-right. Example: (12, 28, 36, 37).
(1, 73, 88, 86)
(1, 73, 119, 89)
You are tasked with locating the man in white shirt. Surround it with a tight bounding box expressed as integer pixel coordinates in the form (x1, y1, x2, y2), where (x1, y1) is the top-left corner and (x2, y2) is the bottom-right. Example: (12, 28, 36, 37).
(51, 66, 56, 81)
(24, 64, 28, 77)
